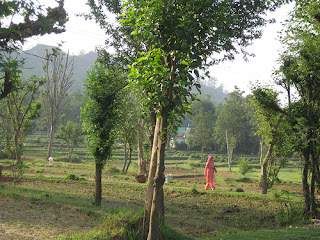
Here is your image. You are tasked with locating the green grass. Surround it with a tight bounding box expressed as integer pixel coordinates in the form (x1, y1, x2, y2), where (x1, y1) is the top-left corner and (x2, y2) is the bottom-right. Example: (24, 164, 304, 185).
(206, 228, 320, 240)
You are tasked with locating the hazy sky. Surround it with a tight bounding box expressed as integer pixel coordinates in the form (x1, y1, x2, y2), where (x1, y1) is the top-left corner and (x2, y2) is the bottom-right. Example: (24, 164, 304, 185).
(24, 0, 294, 94)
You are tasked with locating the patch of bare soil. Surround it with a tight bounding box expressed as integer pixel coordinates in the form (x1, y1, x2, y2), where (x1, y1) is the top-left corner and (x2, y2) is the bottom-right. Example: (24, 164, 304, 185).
(0, 196, 100, 240)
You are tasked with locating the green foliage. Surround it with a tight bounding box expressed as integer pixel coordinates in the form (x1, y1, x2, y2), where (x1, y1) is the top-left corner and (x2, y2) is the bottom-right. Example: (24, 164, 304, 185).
(188, 153, 202, 160)
(81, 62, 125, 166)
(215, 88, 257, 155)
(275, 204, 303, 226)
(189, 96, 216, 157)
(235, 188, 244, 193)
(65, 173, 80, 181)
(160, 224, 194, 240)
(56, 121, 83, 160)
(239, 159, 252, 176)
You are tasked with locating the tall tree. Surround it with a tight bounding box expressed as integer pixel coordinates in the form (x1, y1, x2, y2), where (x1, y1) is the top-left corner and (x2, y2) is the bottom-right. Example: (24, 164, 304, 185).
(118, 90, 138, 174)
(275, 0, 320, 217)
(251, 88, 292, 194)
(87, 0, 289, 238)
(215, 88, 253, 169)
(5, 76, 43, 184)
(56, 121, 83, 161)
(0, 0, 67, 100)
(81, 61, 125, 206)
(42, 48, 75, 159)
(189, 95, 216, 161)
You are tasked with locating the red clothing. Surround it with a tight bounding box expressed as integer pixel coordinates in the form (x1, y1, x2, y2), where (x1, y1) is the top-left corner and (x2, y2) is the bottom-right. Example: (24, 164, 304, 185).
(205, 161, 216, 184)
(204, 155, 217, 190)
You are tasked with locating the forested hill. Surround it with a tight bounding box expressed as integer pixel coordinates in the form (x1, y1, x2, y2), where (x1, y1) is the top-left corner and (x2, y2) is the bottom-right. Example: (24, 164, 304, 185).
(21, 44, 98, 91)
(21, 44, 228, 102)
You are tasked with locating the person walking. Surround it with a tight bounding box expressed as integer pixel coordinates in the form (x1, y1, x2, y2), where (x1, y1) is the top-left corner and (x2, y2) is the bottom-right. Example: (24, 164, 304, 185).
(204, 155, 217, 190)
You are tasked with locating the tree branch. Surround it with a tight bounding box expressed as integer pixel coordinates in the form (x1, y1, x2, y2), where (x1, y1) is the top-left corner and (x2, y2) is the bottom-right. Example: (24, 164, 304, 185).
(0, 0, 67, 47)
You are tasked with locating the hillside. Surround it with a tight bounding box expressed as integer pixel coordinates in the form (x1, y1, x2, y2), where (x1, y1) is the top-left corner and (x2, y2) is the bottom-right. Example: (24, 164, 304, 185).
(21, 44, 98, 91)
(20, 44, 228, 102)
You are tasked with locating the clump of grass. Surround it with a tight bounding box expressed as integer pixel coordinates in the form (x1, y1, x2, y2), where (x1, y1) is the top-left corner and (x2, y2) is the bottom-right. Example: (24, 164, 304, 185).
(190, 184, 199, 195)
(161, 224, 194, 240)
(59, 207, 144, 240)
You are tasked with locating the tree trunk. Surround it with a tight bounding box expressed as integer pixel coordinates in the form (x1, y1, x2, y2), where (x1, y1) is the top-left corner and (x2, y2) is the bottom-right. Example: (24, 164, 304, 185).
(201, 145, 204, 162)
(143, 114, 159, 237)
(47, 125, 55, 158)
(259, 136, 264, 165)
(138, 118, 147, 175)
(147, 116, 167, 240)
(310, 152, 317, 218)
(95, 163, 102, 206)
(125, 146, 132, 174)
(261, 144, 273, 194)
(302, 153, 310, 216)
(122, 143, 128, 173)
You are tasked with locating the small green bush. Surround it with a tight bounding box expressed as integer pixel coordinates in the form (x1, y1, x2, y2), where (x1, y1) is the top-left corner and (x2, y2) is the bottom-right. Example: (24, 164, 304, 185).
(66, 173, 80, 181)
(236, 188, 244, 192)
(239, 159, 252, 176)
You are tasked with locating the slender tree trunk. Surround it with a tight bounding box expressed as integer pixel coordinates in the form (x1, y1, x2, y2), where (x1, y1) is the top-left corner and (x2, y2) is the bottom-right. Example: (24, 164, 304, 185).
(125, 146, 132, 174)
(148, 116, 167, 240)
(95, 163, 102, 206)
(143, 114, 159, 237)
(122, 143, 128, 173)
(47, 125, 55, 158)
(261, 144, 273, 194)
(302, 153, 310, 216)
(138, 118, 146, 175)
(310, 152, 317, 218)
(201, 145, 204, 162)
(259, 136, 264, 165)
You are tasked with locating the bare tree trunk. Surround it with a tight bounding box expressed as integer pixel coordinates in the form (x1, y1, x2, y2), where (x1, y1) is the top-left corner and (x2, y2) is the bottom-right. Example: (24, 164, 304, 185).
(259, 136, 264, 165)
(147, 116, 167, 240)
(47, 125, 55, 158)
(302, 153, 310, 216)
(201, 145, 204, 162)
(138, 118, 147, 175)
(95, 163, 103, 206)
(125, 145, 132, 174)
(143, 118, 159, 237)
(310, 152, 317, 218)
(122, 143, 128, 173)
(261, 144, 273, 194)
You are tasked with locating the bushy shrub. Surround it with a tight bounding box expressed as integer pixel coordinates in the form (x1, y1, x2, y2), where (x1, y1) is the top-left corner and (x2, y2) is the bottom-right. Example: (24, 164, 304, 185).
(239, 159, 252, 176)
(66, 173, 80, 181)
(235, 188, 244, 192)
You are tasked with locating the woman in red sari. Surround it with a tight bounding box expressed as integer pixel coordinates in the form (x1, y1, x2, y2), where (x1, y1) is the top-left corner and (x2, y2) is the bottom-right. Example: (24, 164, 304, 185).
(204, 155, 217, 190)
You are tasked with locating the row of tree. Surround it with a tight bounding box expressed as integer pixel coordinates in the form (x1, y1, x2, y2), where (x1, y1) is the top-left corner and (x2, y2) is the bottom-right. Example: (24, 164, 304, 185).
(2, 0, 320, 239)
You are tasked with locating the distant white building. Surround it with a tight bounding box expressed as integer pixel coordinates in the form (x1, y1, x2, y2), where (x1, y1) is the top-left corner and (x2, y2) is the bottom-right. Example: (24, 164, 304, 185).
(169, 125, 194, 148)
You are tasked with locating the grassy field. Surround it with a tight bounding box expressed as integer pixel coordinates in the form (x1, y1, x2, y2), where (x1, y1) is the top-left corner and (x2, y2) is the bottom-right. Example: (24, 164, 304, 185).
(0, 134, 319, 239)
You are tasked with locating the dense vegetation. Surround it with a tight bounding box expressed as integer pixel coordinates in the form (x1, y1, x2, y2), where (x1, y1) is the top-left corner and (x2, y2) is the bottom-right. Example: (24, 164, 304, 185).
(1, 0, 320, 239)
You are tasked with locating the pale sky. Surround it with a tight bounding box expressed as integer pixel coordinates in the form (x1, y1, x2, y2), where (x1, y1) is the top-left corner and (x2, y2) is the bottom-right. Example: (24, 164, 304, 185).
(24, 0, 294, 94)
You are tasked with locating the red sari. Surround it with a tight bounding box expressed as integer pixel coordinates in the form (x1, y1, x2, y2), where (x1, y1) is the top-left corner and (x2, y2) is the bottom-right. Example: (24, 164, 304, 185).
(204, 155, 217, 190)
